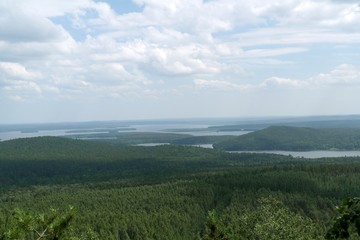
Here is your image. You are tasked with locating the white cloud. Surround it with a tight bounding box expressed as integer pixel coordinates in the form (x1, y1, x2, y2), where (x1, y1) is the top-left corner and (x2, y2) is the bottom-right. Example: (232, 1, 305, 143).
(3, 81, 42, 94)
(1, 0, 360, 121)
(0, 62, 40, 80)
(262, 77, 307, 88)
(148, 44, 220, 75)
(242, 47, 308, 58)
(195, 64, 360, 92)
(0, 1, 78, 64)
(16, 0, 93, 17)
(86, 63, 141, 84)
(194, 79, 250, 91)
(310, 64, 360, 85)
(193, 76, 306, 92)
(253, 0, 360, 28)
(0, 1, 75, 43)
(262, 64, 360, 89)
(234, 28, 360, 47)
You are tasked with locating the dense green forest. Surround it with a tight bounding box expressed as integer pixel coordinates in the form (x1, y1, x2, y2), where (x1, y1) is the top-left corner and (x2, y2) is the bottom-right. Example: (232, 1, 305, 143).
(1, 137, 360, 239)
(209, 117, 360, 131)
(214, 126, 360, 151)
(64, 131, 233, 146)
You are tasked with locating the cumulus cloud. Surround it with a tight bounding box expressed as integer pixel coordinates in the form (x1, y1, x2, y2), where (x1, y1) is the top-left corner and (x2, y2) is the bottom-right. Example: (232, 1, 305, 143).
(148, 45, 220, 75)
(0, 2, 78, 63)
(262, 64, 360, 90)
(1, 0, 360, 104)
(3, 81, 42, 95)
(0, 62, 40, 80)
(194, 79, 250, 91)
(195, 64, 360, 92)
(0, 14, 63, 43)
(261, 77, 307, 88)
(17, 0, 93, 17)
(242, 47, 308, 58)
(193, 76, 306, 91)
(234, 28, 360, 47)
(310, 64, 360, 85)
(0, 2, 69, 43)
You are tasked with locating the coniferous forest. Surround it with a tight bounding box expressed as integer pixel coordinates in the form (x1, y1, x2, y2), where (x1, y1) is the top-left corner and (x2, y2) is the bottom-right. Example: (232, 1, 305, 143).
(2, 0, 360, 238)
(1, 136, 360, 239)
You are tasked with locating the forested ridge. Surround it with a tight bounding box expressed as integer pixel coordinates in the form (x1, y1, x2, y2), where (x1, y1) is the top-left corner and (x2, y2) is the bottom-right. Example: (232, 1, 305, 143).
(214, 126, 360, 151)
(1, 137, 360, 239)
(63, 131, 233, 146)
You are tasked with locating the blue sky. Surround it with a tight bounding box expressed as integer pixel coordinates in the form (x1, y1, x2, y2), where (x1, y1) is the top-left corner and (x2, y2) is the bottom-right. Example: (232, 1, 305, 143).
(1, 0, 360, 123)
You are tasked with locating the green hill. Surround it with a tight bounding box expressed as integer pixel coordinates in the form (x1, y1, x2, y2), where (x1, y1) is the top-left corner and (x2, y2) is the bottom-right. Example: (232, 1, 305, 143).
(0, 136, 232, 187)
(2, 136, 360, 238)
(0, 136, 120, 161)
(214, 126, 360, 151)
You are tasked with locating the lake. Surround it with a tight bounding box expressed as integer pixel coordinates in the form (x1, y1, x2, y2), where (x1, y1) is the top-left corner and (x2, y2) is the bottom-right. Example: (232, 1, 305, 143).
(2, 127, 360, 158)
(135, 143, 214, 148)
(0, 123, 250, 141)
(230, 150, 360, 158)
(0, 130, 73, 141)
(135, 144, 360, 158)
(136, 143, 170, 147)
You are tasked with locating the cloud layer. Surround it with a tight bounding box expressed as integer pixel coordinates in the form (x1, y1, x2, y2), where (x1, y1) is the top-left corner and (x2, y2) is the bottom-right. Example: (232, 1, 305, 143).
(1, 0, 360, 122)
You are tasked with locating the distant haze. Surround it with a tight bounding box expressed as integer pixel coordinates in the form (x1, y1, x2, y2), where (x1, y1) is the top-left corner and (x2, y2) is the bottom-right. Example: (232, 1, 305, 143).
(1, 0, 360, 123)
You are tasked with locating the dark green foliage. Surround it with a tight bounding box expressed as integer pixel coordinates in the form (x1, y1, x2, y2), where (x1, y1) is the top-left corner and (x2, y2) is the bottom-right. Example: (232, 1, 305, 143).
(0, 136, 224, 162)
(0, 121, 130, 133)
(0, 136, 117, 161)
(66, 132, 193, 145)
(326, 198, 360, 239)
(209, 117, 360, 131)
(201, 210, 229, 240)
(214, 126, 360, 151)
(1, 136, 360, 238)
(66, 131, 235, 146)
(0, 137, 234, 188)
(221, 196, 322, 240)
(170, 136, 234, 145)
(0, 206, 77, 240)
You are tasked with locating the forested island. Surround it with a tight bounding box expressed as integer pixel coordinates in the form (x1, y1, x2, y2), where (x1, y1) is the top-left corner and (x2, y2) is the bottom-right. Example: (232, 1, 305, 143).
(1, 136, 360, 239)
(214, 126, 360, 151)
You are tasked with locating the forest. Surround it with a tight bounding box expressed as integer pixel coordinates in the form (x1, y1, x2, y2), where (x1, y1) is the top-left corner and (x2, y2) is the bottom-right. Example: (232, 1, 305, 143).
(1, 136, 360, 239)
(214, 126, 360, 151)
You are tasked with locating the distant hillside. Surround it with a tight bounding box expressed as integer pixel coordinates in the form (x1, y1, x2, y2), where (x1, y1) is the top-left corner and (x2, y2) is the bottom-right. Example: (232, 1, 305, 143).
(213, 126, 360, 151)
(0, 136, 233, 187)
(0, 136, 223, 162)
(209, 119, 360, 131)
(0, 136, 121, 161)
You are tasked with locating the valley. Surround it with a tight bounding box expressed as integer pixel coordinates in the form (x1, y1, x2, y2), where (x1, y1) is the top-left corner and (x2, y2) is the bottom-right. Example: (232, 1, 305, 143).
(2, 116, 360, 239)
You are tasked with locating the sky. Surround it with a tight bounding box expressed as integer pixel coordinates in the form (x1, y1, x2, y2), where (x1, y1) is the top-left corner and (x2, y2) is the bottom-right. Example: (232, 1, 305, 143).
(1, 0, 360, 124)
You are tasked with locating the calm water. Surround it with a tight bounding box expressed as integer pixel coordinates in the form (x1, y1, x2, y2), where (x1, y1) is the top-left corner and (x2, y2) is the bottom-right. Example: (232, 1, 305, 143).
(0, 130, 72, 141)
(136, 143, 170, 147)
(135, 145, 360, 158)
(2, 128, 360, 158)
(230, 150, 360, 158)
(0, 123, 250, 141)
(0, 130, 112, 141)
(190, 144, 214, 149)
(135, 143, 214, 148)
